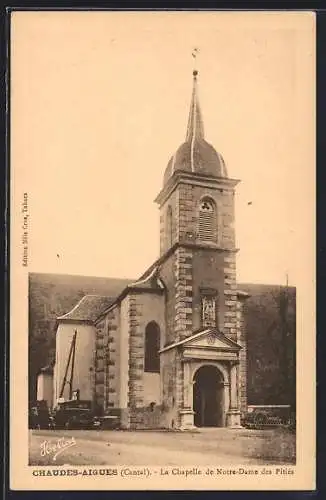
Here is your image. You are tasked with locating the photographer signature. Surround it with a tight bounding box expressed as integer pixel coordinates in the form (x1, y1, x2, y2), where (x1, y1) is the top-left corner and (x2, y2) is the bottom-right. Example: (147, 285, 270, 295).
(40, 436, 76, 461)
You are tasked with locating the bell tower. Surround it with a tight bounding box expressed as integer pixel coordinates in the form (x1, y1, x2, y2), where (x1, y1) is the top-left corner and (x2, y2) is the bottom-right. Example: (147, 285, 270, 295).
(155, 70, 240, 345)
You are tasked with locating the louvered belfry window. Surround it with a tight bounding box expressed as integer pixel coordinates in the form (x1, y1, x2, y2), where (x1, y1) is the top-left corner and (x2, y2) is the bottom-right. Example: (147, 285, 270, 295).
(198, 198, 216, 242)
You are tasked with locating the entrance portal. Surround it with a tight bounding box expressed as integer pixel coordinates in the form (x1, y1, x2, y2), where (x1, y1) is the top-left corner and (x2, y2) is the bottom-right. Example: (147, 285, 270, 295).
(193, 365, 224, 427)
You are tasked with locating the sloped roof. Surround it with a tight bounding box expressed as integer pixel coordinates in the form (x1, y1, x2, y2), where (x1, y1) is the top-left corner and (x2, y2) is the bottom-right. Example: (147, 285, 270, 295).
(57, 295, 115, 322)
(56, 267, 165, 322)
(127, 266, 165, 291)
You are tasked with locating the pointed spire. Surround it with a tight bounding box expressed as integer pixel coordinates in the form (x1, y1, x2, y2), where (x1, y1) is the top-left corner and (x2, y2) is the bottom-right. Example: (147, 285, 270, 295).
(186, 70, 205, 142)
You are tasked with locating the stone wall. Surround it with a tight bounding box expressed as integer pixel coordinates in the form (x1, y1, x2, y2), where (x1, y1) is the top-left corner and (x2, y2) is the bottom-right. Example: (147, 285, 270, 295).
(174, 350, 184, 428)
(223, 252, 238, 344)
(159, 190, 178, 255)
(237, 298, 248, 413)
(128, 405, 168, 430)
(192, 249, 225, 331)
(119, 297, 130, 428)
(94, 318, 106, 410)
(143, 372, 160, 406)
(177, 183, 195, 243)
(160, 348, 179, 428)
(174, 247, 193, 341)
(128, 294, 145, 427)
(103, 306, 120, 411)
(126, 291, 165, 429)
(176, 182, 236, 249)
(159, 254, 176, 346)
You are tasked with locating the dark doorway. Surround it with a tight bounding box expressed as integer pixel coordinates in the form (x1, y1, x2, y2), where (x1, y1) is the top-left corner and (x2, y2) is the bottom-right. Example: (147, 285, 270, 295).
(193, 365, 224, 427)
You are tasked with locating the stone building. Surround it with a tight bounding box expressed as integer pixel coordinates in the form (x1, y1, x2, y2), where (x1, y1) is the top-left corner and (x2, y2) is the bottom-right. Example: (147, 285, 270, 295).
(45, 71, 259, 429)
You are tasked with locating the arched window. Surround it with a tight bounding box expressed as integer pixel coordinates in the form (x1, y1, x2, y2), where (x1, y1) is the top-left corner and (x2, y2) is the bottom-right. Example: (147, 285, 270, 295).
(198, 197, 217, 242)
(144, 321, 160, 373)
(166, 205, 173, 249)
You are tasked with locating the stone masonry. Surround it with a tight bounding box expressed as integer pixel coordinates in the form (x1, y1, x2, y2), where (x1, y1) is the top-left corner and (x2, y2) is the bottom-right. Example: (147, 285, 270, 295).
(128, 294, 144, 428)
(94, 318, 105, 410)
(104, 307, 119, 411)
(237, 297, 248, 413)
(174, 247, 193, 341)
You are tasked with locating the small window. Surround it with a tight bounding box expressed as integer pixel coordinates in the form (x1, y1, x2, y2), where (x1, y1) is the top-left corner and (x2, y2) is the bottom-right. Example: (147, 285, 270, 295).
(198, 198, 217, 242)
(144, 321, 160, 373)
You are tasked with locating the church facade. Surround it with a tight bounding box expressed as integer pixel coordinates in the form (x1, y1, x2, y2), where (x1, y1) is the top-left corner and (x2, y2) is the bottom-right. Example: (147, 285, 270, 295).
(52, 70, 250, 430)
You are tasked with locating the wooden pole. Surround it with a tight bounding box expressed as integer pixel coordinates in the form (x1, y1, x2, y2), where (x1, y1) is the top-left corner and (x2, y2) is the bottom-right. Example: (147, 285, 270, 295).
(69, 330, 77, 400)
(59, 334, 74, 399)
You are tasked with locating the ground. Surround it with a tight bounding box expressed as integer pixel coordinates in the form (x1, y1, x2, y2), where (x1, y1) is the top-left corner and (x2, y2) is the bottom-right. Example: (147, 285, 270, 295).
(29, 427, 296, 466)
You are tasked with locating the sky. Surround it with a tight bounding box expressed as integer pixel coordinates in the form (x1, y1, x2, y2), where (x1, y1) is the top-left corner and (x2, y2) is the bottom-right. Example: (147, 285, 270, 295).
(11, 11, 315, 286)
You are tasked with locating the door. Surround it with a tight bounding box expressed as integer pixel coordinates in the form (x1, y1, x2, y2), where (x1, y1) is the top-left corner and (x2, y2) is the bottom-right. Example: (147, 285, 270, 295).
(193, 365, 224, 427)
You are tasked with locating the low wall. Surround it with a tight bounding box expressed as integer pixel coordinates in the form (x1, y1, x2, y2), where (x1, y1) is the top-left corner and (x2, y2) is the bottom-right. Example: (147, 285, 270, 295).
(129, 404, 169, 430)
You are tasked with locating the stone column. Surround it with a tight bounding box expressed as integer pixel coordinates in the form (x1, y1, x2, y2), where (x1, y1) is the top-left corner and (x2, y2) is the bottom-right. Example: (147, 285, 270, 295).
(179, 361, 195, 430)
(183, 361, 190, 408)
(230, 362, 238, 409)
(223, 382, 230, 426)
(226, 361, 242, 428)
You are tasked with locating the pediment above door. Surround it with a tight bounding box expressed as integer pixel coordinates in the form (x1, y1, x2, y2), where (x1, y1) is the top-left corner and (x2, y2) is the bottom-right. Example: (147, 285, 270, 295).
(160, 328, 241, 361)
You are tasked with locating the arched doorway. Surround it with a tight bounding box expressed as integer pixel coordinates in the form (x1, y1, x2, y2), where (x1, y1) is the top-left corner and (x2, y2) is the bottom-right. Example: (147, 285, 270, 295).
(193, 365, 224, 427)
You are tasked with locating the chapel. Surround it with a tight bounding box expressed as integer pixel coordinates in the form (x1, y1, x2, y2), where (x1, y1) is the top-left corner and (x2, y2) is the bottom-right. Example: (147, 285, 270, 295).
(48, 70, 250, 430)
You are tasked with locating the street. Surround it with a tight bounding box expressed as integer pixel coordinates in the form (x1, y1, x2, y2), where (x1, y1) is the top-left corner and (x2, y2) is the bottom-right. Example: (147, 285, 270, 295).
(29, 427, 295, 466)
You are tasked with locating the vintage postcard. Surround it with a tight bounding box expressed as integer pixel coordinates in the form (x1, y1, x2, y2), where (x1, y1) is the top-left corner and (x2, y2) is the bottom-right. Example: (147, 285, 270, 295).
(9, 10, 316, 491)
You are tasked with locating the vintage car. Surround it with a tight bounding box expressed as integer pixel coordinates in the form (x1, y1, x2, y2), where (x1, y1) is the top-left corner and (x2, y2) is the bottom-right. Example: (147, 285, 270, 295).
(29, 401, 53, 430)
(96, 415, 120, 430)
(241, 405, 294, 430)
(53, 400, 96, 430)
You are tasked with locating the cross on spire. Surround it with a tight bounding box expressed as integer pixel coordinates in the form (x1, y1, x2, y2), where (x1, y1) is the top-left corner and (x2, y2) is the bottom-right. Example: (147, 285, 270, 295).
(191, 47, 199, 72)
(186, 49, 204, 143)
